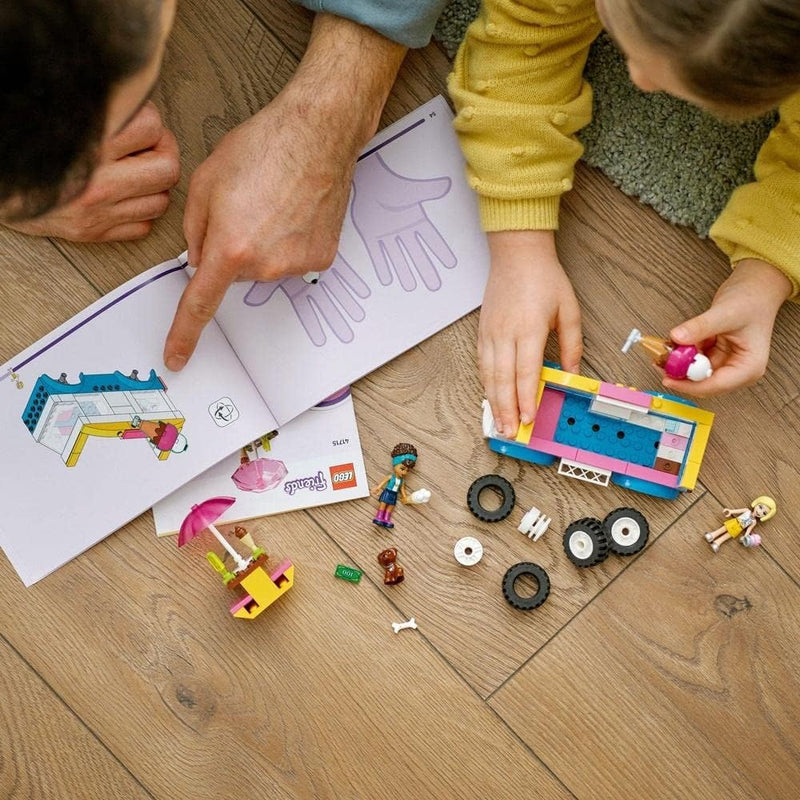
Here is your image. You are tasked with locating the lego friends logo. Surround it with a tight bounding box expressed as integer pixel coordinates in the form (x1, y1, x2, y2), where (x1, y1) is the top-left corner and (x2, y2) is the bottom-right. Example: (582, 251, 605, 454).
(283, 471, 328, 495)
(329, 463, 357, 490)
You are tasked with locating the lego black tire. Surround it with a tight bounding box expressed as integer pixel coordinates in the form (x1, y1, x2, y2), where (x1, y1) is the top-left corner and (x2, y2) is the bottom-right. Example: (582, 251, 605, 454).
(602, 507, 649, 556)
(502, 562, 550, 610)
(467, 474, 515, 522)
(563, 517, 608, 567)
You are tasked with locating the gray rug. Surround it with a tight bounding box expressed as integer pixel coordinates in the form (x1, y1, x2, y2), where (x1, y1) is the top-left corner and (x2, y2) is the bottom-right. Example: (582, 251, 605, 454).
(434, 0, 776, 236)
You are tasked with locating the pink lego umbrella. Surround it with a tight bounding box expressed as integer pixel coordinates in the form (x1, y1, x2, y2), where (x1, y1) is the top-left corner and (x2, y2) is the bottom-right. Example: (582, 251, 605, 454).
(231, 458, 288, 493)
(179, 496, 250, 572)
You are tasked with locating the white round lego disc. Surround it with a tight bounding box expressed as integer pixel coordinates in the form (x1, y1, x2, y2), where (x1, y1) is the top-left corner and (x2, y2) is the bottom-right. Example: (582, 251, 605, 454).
(454, 536, 484, 566)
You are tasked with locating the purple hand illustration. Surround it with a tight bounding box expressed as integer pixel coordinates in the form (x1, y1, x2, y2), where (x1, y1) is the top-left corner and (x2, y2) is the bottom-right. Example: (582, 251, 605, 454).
(351, 152, 457, 292)
(243, 253, 370, 347)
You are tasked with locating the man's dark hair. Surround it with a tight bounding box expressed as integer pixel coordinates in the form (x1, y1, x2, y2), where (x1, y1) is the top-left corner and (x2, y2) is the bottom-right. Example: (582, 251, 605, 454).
(0, 0, 162, 221)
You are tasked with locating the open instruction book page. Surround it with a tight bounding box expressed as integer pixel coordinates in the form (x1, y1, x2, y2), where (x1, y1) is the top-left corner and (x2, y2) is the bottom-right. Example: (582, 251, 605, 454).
(0, 258, 276, 586)
(0, 95, 489, 586)
(152, 387, 368, 535)
(212, 95, 489, 426)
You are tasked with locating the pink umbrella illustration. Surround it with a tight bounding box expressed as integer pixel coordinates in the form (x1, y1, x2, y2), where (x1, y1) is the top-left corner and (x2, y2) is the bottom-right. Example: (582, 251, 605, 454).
(231, 444, 287, 493)
(179, 496, 250, 573)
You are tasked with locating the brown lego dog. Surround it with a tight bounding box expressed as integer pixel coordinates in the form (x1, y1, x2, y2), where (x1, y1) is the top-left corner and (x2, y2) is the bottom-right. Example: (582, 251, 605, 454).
(377, 547, 404, 585)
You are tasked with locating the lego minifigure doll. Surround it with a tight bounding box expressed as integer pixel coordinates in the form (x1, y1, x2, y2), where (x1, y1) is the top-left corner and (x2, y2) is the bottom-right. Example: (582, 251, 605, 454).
(371, 442, 431, 529)
(704, 496, 776, 552)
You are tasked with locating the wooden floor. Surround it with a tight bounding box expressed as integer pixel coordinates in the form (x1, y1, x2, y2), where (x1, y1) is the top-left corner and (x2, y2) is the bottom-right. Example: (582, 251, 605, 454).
(2, 2, 799, 798)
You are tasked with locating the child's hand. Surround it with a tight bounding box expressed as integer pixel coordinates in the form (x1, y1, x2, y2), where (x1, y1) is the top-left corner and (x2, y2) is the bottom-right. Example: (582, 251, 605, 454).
(480, 230, 582, 437)
(663, 259, 792, 397)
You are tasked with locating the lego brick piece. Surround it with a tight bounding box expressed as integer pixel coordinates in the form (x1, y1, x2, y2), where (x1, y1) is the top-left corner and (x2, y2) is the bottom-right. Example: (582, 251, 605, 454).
(541, 366, 601, 395)
(270, 558, 293, 584)
(335, 564, 363, 583)
(590, 397, 633, 421)
(654, 457, 682, 476)
(656, 445, 686, 463)
(598, 382, 652, 408)
(663, 419, 694, 437)
(573, 448, 631, 474)
(527, 436, 579, 461)
(515, 420, 535, 444)
(686, 422, 712, 465)
(679, 459, 701, 490)
(660, 433, 689, 450)
(558, 459, 611, 486)
(529, 387, 565, 442)
(650, 397, 715, 426)
(624, 462, 680, 487)
(628, 411, 667, 432)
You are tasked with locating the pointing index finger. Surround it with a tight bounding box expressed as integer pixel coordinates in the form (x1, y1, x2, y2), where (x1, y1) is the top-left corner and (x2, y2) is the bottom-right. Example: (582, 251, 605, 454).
(163, 257, 235, 371)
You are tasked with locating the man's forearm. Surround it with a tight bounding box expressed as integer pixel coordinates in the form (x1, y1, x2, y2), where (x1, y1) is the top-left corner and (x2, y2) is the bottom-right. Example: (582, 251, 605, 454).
(288, 13, 407, 158)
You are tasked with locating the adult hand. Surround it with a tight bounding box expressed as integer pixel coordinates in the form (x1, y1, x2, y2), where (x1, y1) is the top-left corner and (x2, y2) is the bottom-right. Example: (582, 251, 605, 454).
(480, 230, 582, 438)
(165, 94, 355, 370)
(163, 13, 407, 371)
(3, 102, 179, 242)
(662, 258, 792, 397)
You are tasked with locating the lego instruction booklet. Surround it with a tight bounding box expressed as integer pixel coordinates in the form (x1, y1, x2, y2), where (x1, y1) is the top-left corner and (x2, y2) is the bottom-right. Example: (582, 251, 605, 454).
(152, 388, 368, 535)
(0, 95, 490, 586)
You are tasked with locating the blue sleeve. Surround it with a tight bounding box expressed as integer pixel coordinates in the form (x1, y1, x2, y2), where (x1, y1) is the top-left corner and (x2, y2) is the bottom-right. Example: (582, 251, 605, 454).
(293, 0, 448, 48)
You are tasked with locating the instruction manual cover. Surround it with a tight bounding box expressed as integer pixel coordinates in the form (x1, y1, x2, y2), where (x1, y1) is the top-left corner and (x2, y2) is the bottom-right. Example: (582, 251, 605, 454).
(153, 387, 368, 534)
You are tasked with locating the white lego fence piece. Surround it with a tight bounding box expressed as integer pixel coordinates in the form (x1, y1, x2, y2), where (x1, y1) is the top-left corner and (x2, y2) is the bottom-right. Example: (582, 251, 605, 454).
(558, 458, 611, 487)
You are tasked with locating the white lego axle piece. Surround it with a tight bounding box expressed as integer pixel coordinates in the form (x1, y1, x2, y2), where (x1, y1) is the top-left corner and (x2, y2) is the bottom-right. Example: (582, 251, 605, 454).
(518, 507, 552, 541)
(391, 617, 418, 634)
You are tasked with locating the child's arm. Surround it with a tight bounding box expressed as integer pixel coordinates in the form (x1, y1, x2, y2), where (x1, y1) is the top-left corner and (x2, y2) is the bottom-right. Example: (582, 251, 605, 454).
(448, 0, 601, 229)
(480, 230, 582, 436)
(448, 0, 601, 433)
(672, 92, 800, 396)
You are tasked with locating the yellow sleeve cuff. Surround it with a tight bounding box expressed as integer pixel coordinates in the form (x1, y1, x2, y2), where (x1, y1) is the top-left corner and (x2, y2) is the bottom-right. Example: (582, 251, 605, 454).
(710, 192, 800, 301)
(722, 244, 800, 301)
(479, 194, 561, 232)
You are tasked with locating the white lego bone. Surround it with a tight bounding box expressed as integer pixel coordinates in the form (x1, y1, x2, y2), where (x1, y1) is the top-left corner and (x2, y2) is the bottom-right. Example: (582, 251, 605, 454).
(518, 507, 552, 541)
(391, 617, 418, 634)
(409, 488, 431, 504)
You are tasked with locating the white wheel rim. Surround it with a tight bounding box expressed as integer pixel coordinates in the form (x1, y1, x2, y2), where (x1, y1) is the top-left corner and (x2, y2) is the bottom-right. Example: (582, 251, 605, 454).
(454, 537, 483, 566)
(610, 517, 640, 546)
(569, 530, 594, 558)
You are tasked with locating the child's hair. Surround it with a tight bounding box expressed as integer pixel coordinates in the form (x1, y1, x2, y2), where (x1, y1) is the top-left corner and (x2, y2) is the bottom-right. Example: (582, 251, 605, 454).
(622, 0, 800, 115)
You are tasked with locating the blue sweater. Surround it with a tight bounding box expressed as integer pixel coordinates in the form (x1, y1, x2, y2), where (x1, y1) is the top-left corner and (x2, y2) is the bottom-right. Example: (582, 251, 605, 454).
(293, 0, 448, 48)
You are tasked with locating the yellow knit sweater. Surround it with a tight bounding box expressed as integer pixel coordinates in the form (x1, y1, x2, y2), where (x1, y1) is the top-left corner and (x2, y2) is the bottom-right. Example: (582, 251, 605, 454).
(448, 0, 800, 297)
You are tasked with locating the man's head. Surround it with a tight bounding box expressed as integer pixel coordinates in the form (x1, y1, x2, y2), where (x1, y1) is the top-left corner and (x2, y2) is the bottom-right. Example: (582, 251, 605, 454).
(0, 0, 175, 222)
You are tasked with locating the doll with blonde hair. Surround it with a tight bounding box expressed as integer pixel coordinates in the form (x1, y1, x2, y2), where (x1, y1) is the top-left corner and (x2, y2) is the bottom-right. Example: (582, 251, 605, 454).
(704, 496, 777, 552)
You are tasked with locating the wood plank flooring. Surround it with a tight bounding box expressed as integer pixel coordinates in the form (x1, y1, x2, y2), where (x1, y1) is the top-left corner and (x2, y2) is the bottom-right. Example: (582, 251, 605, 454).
(1, 1, 798, 798)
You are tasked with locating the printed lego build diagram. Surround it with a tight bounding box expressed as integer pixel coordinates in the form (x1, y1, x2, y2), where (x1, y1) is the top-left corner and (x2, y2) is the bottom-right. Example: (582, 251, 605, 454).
(231, 431, 287, 493)
(22, 368, 186, 467)
(242, 148, 457, 347)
